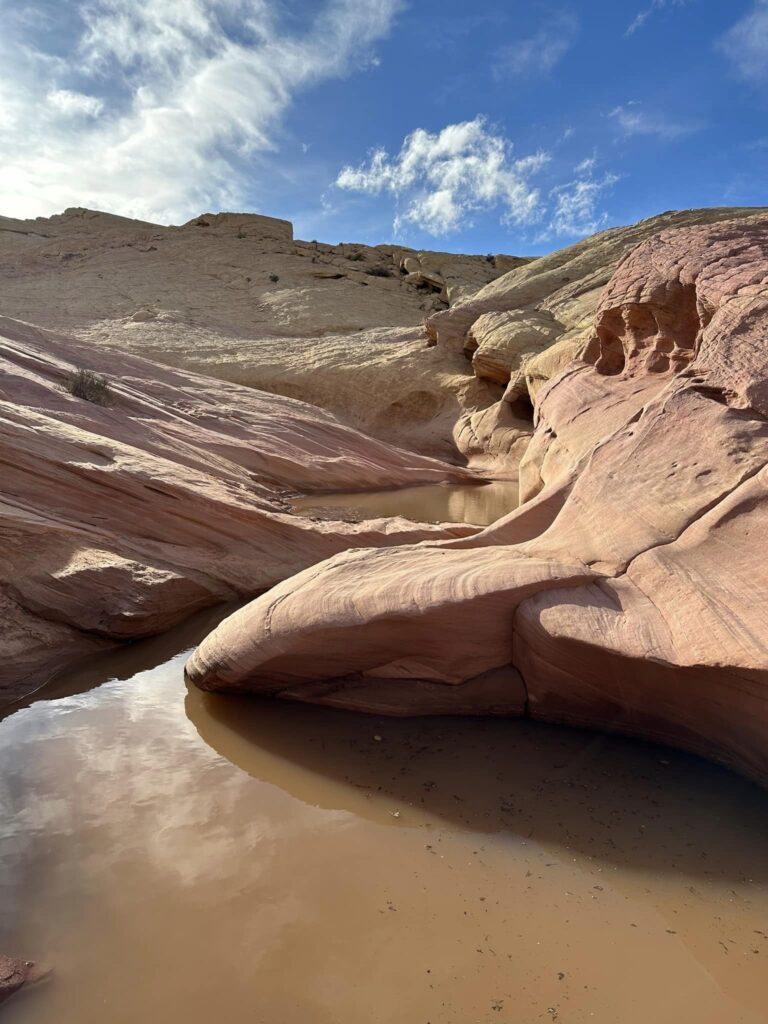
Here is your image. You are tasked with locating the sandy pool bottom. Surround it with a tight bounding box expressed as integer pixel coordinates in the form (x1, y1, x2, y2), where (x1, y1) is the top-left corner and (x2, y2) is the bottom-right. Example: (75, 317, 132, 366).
(1, 609, 767, 1024)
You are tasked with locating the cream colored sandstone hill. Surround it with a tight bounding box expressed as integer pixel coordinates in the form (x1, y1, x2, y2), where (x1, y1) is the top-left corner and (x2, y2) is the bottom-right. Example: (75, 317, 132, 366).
(0, 207, 527, 461)
(148, 205, 765, 466)
(0, 206, 525, 338)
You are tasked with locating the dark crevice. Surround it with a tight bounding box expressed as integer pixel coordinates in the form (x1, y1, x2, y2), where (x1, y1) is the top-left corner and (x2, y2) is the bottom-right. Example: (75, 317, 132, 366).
(507, 394, 534, 422)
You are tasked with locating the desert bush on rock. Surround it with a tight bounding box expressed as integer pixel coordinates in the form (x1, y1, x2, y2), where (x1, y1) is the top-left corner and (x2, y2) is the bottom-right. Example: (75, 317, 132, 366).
(367, 266, 393, 278)
(66, 368, 112, 406)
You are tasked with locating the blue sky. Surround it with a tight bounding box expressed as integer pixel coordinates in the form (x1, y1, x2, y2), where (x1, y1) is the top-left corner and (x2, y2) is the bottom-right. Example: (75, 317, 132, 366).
(1, 0, 766, 254)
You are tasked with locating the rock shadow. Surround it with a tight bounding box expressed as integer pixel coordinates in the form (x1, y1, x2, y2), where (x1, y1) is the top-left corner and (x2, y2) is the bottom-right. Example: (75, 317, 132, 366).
(187, 688, 768, 884)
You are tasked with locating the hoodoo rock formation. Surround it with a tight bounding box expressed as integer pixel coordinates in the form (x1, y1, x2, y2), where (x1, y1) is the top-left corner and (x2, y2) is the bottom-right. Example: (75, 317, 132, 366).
(187, 217, 768, 785)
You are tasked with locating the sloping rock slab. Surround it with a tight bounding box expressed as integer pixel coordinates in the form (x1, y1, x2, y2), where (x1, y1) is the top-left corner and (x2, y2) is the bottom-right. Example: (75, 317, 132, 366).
(0, 316, 476, 700)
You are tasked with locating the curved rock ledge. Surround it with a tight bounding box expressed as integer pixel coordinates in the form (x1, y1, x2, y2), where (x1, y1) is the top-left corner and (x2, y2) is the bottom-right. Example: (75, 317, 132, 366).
(188, 217, 768, 785)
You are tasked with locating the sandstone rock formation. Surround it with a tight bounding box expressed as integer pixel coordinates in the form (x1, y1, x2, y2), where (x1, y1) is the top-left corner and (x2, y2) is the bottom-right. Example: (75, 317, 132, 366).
(0, 954, 46, 1007)
(0, 207, 519, 342)
(187, 216, 768, 785)
(4, 201, 768, 783)
(429, 206, 768, 469)
(0, 315, 475, 703)
(6, 205, 764, 470)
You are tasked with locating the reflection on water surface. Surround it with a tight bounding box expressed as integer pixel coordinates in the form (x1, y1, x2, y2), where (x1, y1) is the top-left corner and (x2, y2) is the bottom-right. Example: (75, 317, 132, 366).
(1, 610, 768, 1024)
(291, 479, 519, 526)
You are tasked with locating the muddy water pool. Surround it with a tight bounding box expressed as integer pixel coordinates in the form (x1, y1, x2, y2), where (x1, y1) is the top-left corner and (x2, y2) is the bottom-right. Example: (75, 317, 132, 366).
(291, 479, 520, 526)
(1, 607, 768, 1024)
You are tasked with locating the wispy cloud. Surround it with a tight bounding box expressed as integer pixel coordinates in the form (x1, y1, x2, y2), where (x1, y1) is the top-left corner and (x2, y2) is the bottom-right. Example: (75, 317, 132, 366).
(547, 172, 620, 238)
(574, 156, 596, 174)
(493, 10, 578, 79)
(0, 0, 403, 222)
(718, 0, 768, 82)
(609, 102, 700, 139)
(336, 117, 618, 239)
(626, 0, 693, 36)
(336, 118, 550, 235)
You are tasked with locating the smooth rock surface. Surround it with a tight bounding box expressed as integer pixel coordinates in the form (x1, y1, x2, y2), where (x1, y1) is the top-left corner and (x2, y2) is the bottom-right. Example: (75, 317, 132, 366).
(188, 216, 768, 784)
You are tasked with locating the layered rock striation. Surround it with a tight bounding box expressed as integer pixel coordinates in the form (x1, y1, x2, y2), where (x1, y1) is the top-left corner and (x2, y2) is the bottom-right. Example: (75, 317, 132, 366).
(0, 315, 474, 702)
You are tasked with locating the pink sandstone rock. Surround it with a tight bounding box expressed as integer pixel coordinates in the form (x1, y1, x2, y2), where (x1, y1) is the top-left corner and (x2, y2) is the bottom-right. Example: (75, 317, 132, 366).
(427, 206, 768, 469)
(0, 315, 476, 702)
(187, 217, 768, 785)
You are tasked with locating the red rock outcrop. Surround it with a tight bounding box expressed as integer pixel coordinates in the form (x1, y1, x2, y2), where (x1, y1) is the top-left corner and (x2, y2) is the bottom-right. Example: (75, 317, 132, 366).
(187, 217, 768, 784)
(0, 316, 476, 702)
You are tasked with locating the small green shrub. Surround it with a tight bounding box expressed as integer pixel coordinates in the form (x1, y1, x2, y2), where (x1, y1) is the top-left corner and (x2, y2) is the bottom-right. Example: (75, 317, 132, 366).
(347, 250, 364, 261)
(269, 272, 280, 283)
(367, 266, 393, 278)
(66, 368, 112, 406)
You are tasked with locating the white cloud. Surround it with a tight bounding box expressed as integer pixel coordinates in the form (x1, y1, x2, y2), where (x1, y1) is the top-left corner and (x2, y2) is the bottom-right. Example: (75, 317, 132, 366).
(336, 117, 620, 240)
(46, 89, 104, 117)
(574, 156, 596, 174)
(336, 118, 550, 235)
(626, 0, 693, 35)
(547, 173, 620, 238)
(493, 11, 578, 78)
(609, 102, 699, 139)
(719, 1, 768, 82)
(0, 0, 402, 222)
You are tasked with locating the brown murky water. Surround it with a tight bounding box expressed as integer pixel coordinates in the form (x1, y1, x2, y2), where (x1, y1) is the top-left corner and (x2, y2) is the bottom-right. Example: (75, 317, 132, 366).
(2, 607, 768, 1024)
(291, 479, 520, 526)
